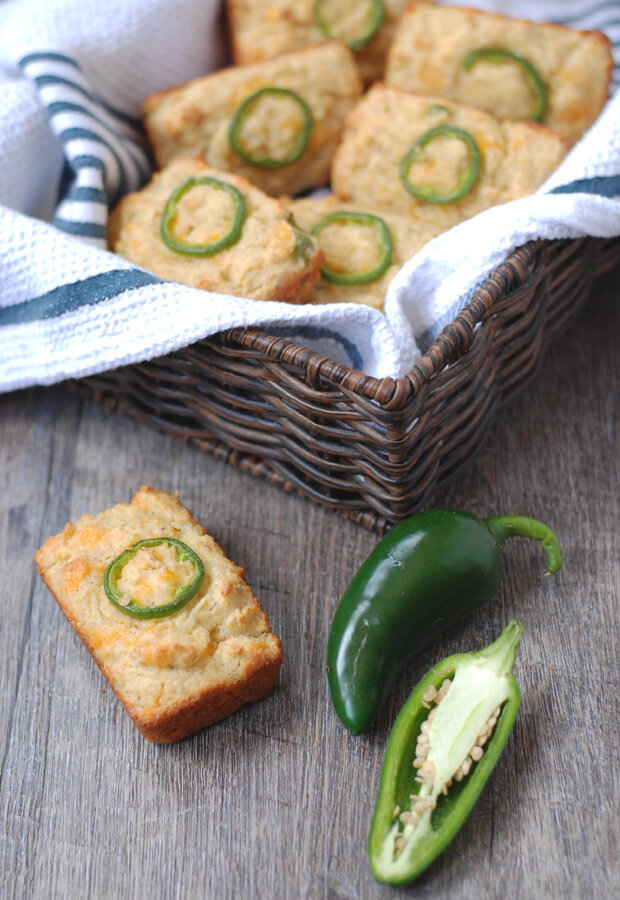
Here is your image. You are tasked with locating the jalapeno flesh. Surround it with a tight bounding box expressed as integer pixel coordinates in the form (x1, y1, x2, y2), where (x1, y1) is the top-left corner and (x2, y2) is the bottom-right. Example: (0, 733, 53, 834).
(229, 87, 313, 168)
(462, 47, 548, 122)
(369, 621, 523, 884)
(313, 0, 384, 51)
(311, 211, 393, 286)
(104, 537, 205, 619)
(399, 125, 481, 205)
(160, 176, 246, 257)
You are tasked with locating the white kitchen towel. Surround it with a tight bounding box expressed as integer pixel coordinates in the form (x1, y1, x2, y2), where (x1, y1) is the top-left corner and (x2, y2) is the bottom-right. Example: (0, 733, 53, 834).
(0, 0, 618, 393)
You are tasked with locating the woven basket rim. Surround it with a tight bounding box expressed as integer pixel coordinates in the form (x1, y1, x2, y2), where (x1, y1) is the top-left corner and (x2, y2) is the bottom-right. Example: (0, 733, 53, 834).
(227, 241, 539, 407)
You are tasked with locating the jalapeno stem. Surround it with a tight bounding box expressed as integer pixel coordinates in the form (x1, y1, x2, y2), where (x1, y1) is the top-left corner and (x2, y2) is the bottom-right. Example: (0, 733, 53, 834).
(484, 515, 562, 574)
(478, 618, 522, 673)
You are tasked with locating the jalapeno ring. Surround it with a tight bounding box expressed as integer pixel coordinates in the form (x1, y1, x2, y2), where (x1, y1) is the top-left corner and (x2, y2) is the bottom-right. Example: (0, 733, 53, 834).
(311, 211, 393, 286)
(399, 125, 481, 205)
(229, 87, 313, 169)
(462, 47, 548, 122)
(160, 176, 246, 257)
(313, 0, 384, 51)
(104, 537, 205, 619)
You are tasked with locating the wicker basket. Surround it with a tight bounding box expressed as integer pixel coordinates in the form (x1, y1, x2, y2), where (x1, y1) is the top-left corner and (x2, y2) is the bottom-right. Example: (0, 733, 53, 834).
(83, 235, 619, 532)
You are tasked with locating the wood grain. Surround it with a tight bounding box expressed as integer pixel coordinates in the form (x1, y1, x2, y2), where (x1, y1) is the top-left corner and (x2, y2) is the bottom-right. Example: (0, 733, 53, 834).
(0, 270, 617, 899)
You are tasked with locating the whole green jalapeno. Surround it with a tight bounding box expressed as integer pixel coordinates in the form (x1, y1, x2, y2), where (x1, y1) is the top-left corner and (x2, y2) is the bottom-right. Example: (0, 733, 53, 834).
(368, 620, 523, 884)
(327, 510, 561, 734)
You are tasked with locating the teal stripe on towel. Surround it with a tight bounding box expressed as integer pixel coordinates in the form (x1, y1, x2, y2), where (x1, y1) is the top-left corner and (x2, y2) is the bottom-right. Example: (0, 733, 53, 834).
(0, 270, 162, 326)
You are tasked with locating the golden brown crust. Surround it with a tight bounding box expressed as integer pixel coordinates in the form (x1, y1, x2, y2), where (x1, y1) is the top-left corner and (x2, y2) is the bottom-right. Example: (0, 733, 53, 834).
(35, 486, 283, 743)
(142, 41, 362, 196)
(108, 157, 323, 303)
(386, 3, 613, 145)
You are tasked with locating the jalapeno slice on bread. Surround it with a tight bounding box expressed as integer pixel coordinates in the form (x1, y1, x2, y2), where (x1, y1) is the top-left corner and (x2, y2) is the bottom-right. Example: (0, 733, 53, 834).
(462, 48, 548, 122)
(229, 87, 313, 169)
(104, 537, 205, 619)
(311, 211, 393, 285)
(399, 125, 481, 205)
(160, 176, 246, 256)
(313, 0, 384, 51)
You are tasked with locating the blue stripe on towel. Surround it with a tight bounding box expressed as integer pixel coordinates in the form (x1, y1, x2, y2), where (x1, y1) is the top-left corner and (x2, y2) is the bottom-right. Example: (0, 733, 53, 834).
(50, 218, 107, 238)
(270, 325, 364, 371)
(47, 101, 147, 151)
(0, 269, 162, 326)
(549, 174, 620, 197)
(57, 125, 128, 197)
(556, 1, 620, 26)
(22, 54, 143, 128)
(68, 186, 107, 203)
(32, 73, 105, 106)
(20, 51, 80, 69)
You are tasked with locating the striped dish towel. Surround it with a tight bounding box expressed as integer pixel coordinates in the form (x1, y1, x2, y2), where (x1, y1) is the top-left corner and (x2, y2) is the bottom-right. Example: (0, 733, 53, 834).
(0, 0, 619, 393)
(18, 52, 152, 246)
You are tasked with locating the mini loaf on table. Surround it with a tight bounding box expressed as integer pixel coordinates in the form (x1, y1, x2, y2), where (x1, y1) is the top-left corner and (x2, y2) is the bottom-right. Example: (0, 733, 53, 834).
(331, 85, 568, 232)
(288, 195, 438, 309)
(227, 0, 412, 84)
(108, 157, 323, 303)
(143, 42, 362, 197)
(385, 3, 613, 145)
(35, 486, 283, 742)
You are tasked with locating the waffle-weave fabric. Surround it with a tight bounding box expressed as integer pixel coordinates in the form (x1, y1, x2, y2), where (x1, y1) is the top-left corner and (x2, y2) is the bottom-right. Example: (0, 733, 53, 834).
(0, 0, 619, 393)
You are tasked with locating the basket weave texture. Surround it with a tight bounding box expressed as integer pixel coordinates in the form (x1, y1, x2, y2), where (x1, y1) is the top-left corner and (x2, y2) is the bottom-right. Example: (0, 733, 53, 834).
(84, 236, 619, 532)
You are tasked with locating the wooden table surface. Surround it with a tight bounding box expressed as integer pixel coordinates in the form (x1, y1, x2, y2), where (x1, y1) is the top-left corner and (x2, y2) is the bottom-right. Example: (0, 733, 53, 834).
(0, 268, 617, 900)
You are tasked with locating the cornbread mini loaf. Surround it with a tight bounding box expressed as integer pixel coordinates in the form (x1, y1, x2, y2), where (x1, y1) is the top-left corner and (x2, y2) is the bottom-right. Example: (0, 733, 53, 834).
(143, 42, 362, 196)
(385, 3, 613, 145)
(108, 157, 323, 302)
(227, 0, 413, 84)
(288, 195, 438, 309)
(331, 85, 567, 232)
(35, 487, 283, 742)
